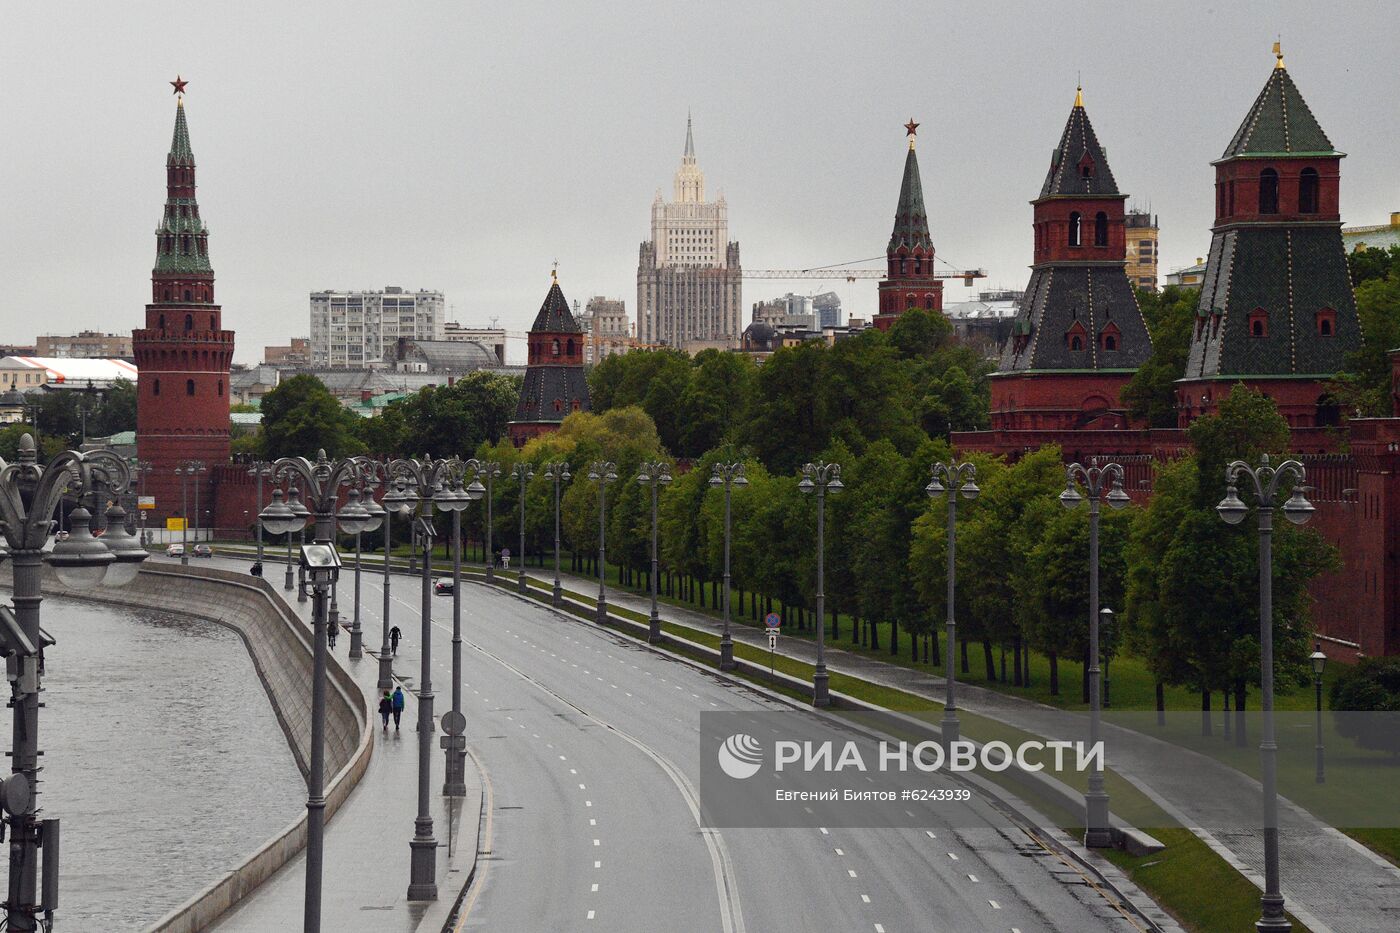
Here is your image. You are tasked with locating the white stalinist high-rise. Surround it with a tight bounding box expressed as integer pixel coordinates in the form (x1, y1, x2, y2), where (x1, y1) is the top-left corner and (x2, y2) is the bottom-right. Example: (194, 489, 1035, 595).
(636, 116, 742, 350)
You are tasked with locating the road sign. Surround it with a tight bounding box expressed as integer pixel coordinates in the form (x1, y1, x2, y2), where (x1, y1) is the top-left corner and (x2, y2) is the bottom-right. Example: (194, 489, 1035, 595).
(764, 612, 781, 629)
(767, 630, 778, 649)
(439, 734, 466, 751)
(165, 517, 186, 532)
(441, 710, 466, 736)
(137, 496, 155, 510)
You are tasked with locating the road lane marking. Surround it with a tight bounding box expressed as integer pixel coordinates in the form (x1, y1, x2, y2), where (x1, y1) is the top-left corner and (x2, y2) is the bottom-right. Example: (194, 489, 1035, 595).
(587, 909, 595, 920)
(948, 852, 959, 860)
(860, 894, 870, 904)
(591, 883, 599, 892)
(988, 900, 1001, 909)
(834, 848, 844, 856)
(847, 870, 857, 878)
(874, 926, 885, 933)
(925, 830, 936, 838)
(968, 874, 979, 882)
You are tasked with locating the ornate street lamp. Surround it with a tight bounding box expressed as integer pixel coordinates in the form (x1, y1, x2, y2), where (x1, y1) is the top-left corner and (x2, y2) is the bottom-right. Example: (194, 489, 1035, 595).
(385, 455, 462, 901)
(443, 460, 483, 796)
(478, 461, 501, 583)
(799, 461, 843, 707)
(259, 450, 368, 933)
(0, 434, 144, 932)
(1062, 458, 1129, 849)
(925, 460, 978, 744)
(1217, 453, 1313, 933)
(636, 461, 673, 643)
(248, 460, 273, 566)
(710, 462, 748, 671)
(512, 462, 535, 594)
(174, 459, 206, 565)
(587, 461, 618, 624)
(543, 462, 571, 606)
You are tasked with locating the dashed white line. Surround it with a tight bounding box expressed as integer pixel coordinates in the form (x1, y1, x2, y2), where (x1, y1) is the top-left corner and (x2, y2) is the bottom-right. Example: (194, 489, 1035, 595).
(874, 925, 885, 933)
(925, 830, 937, 839)
(948, 852, 959, 861)
(593, 838, 600, 846)
(847, 869, 857, 878)
(860, 894, 871, 904)
(590, 882, 599, 892)
(834, 848, 844, 856)
(586, 909, 595, 920)
(988, 899, 1001, 909)
(968, 873, 979, 883)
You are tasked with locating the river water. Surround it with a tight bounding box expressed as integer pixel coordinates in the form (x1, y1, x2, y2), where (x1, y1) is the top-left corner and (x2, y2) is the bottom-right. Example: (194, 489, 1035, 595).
(6, 597, 304, 931)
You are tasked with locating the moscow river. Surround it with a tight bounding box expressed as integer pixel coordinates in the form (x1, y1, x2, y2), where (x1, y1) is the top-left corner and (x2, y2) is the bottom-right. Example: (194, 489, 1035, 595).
(4, 597, 304, 931)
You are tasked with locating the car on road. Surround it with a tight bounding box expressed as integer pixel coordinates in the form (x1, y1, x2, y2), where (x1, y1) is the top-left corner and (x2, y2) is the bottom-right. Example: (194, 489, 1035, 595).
(193, 543, 214, 558)
(434, 579, 455, 596)
(165, 544, 184, 558)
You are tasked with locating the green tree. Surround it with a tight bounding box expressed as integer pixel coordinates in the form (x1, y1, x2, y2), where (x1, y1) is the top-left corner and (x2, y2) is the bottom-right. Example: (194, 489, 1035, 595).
(1333, 250, 1400, 417)
(259, 374, 365, 460)
(364, 372, 519, 459)
(1121, 286, 1198, 427)
(89, 378, 138, 438)
(677, 350, 757, 457)
(744, 341, 829, 474)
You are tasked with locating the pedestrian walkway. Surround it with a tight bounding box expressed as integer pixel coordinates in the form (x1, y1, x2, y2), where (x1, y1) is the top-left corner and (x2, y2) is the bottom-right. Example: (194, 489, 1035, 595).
(518, 564, 1400, 933)
(209, 563, 480, 933)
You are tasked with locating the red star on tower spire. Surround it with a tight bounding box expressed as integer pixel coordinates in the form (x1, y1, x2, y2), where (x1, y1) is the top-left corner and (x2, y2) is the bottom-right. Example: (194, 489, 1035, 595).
(904, 118, 919, 137)
(170, 75, 188, 96)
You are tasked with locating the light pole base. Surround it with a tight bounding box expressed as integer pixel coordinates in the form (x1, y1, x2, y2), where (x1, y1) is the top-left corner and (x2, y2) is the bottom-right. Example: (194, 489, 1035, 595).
(719, 636, 735, 671)
(377, 653, 394, 692)
(298, 586, 308, 604)
(941, 714, 960, 751)
(648, 614, 662, 644)
(348, 626, 363, 660)
(1084, 788, 1113, 848)
(407, 831, 438, 901)
(597, 599, 608, 625)
(284, 566, 294, 590)
(518, 573, 528, 595)
(1255, 896, 1292, 932)
(485, 567, 494, 584)
(443, 749, 468, 797)
(813, 668, 831, 708)
(552, 583, 562, 607)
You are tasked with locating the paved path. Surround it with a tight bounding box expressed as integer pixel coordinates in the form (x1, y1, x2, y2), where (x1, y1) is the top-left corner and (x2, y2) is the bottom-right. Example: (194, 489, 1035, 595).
(521, 563, 1400, 933)
(204, 557, 481, 933)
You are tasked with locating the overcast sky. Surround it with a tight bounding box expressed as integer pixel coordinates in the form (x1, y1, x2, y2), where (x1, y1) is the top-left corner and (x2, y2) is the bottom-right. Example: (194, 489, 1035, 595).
(2, 2, 1395, 364)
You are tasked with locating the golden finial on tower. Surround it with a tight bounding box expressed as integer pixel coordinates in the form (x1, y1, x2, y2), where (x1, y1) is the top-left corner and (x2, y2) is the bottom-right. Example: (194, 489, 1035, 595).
(551, 260, 558, 284)
(1273, 39, 1285, 69)
(1075, 85, 1084, 108)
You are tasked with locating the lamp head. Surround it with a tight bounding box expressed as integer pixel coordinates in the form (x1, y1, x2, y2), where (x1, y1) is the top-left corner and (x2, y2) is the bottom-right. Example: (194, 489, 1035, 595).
(360, 494, 386, 533)
(1309, 643, 1328, 677)
(798, 476, 815, 495)
(337, 487, 371, 533)
(99, 501, 147, 586)
(1282, 485, 1315, 526)
(960, 480, 979, 500)
(1059, 483, 1083, 509)
(464, 477, 485, 501)
(1216, 485, 1249, 525)
(1106, 478, 1131, 510)
(47, 506, 114, 589)
(925, 476, 945, 499)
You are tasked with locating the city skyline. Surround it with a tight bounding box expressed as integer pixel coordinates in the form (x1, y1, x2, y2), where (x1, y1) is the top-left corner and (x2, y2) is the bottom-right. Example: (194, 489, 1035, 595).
(1, 3, 1396, 363)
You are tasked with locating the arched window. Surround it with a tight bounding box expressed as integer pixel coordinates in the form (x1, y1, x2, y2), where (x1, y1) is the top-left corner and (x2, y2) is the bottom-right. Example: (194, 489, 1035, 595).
(553, 398, 562, 413)
(184, 314, 193, 331)
(566, 338, 575, 356)
(153, 379, 161, 396)
(1070, 335, 1083, 351)
(572, 399, 581, 412)
(1249, 307, 1269, 338)
(217, 379, 223, 397)
(184, 288, 192, 301)
(163, 288, 171, 301)
(1316, 307, 1337, 336)
(551, 339, 561, 356)
(209, 314, 216, 330)
(158, 314, 165, 330)
(1299, 168, 1319, 214)
(186, 379, 196, 396)
(1068, 212, 1082, 247)
(1259, 169, 1279, 214)
(1094, 212, 1108, 247)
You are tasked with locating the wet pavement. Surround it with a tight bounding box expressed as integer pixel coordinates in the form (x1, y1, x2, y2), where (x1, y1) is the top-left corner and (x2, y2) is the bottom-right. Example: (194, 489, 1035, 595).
(5, 597, 304, 932)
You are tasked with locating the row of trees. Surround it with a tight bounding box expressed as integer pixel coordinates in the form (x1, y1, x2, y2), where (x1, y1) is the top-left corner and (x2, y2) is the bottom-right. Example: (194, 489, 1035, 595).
(0, 378, 137, 461)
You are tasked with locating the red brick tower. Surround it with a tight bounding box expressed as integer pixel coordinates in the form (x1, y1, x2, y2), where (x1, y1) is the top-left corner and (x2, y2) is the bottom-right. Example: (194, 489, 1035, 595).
(133, 79, 234, 523)
(873, 120, 942, 331)
(508, 271, 591, 447)
(1177, 50, 1359, 428)
(989, 88, 1152, 431)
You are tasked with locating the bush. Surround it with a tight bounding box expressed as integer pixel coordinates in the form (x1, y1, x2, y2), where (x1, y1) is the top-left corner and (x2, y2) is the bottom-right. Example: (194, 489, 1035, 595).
(1329, 657, 1400, 754)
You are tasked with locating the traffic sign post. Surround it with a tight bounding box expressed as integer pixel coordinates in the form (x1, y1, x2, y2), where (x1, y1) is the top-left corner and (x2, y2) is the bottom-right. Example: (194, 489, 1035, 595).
(764, 612, 781, 630)
(502, 547, 511, 570)
(767, 627, 779, 674)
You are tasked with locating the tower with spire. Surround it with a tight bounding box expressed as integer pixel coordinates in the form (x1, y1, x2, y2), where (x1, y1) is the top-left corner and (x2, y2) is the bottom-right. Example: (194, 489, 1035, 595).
(1176, 47, 1359, 428)
(873, 120, 943, 331)
(132, 79, 235, 522)
(989, 88, 1152, 431)
(508, 271, 591, 447)
(637, 115, 743, 350)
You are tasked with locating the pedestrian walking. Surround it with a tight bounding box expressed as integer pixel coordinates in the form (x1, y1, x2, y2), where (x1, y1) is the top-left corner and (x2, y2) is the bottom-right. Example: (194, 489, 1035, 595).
(389, 625, 402, 656)
(378, 691, 392, 732)
(327, 619, 338, 650)
(391, 685, 406, 731)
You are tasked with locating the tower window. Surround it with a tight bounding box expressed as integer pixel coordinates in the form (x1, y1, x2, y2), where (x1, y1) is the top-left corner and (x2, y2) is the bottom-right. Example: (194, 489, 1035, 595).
(153, 379, 161, 396)
(209, 314, 216, 330)
(1065, 320, 1087, 350)
(566, 338, 575, 356)
(551, 339, 561, 356)
(1094, 212, 1108, 247)
(1068, 212, 1082, 247)
(217, 379, 224, 397)
(184, 289, 192, 302)
(184, 314, 193, 331)
(572, 399, 581, 412)
(1316, 307, 1337, 336)
(1299, 168, 1319, 214)
(553, 398, 562, 412)
(158, 314, 166, 330)
(186, 379, 196, 396)
(1249, 307, 1269, 338)
(1259, 169, 1279, 214)
(1070, 336, 1083, 351)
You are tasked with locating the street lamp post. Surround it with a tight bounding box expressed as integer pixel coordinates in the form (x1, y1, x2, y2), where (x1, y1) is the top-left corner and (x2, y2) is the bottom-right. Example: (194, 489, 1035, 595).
(175, 460, 205, 564)
(588, 462, 617, 624)
(1061, 459, 1130, 849)
(1217, 453, 1314, 933)
(132, 457, 152, 544)
(291, 486, 311, 604)
(710, 462, 748, 671)
(248, 461, 273, 566)
(0, 434, 145, 933)
(259, 450, 368, 933)
(385, 455, 463, 901)
(636, 461, 673, 643)
(349, 479, 387, 660)
(377, 473, 404, 691)
(925, 460, 978, 744)
(479, 461, 501, 583)
(543, 462, 571, 606)
(799, 461, 843, 706)
(513, 462, 534, 594)
(443, 461, 483, 796)
(1310, 643, 1327, 785)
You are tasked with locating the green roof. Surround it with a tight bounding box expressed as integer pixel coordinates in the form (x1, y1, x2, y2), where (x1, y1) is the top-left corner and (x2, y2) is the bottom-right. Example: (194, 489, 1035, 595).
(1220, 65, 1337, 160)
(169, 99, 195, 166)
(888, 145, 932, 253)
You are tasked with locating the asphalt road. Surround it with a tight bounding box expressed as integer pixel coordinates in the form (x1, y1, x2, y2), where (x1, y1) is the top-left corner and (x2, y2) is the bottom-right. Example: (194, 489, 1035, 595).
(332, 562, 1140, 933)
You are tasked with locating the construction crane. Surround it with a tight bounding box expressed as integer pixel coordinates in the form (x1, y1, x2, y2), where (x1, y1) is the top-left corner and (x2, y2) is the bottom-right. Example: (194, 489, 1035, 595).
(741, 255, 987, 287)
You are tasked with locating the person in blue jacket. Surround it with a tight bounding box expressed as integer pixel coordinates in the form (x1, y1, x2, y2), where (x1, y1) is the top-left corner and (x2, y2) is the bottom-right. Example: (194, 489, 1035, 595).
(391, 685, 406, 731)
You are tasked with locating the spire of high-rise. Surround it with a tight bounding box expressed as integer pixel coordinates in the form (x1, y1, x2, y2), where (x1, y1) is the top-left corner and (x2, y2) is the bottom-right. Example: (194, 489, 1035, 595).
(684, 111, 695, 160)
(673, 113, 704, 202)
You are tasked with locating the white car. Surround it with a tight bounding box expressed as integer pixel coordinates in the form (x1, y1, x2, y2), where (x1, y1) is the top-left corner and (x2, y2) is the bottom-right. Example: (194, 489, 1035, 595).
(166, 544, 185, 558)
